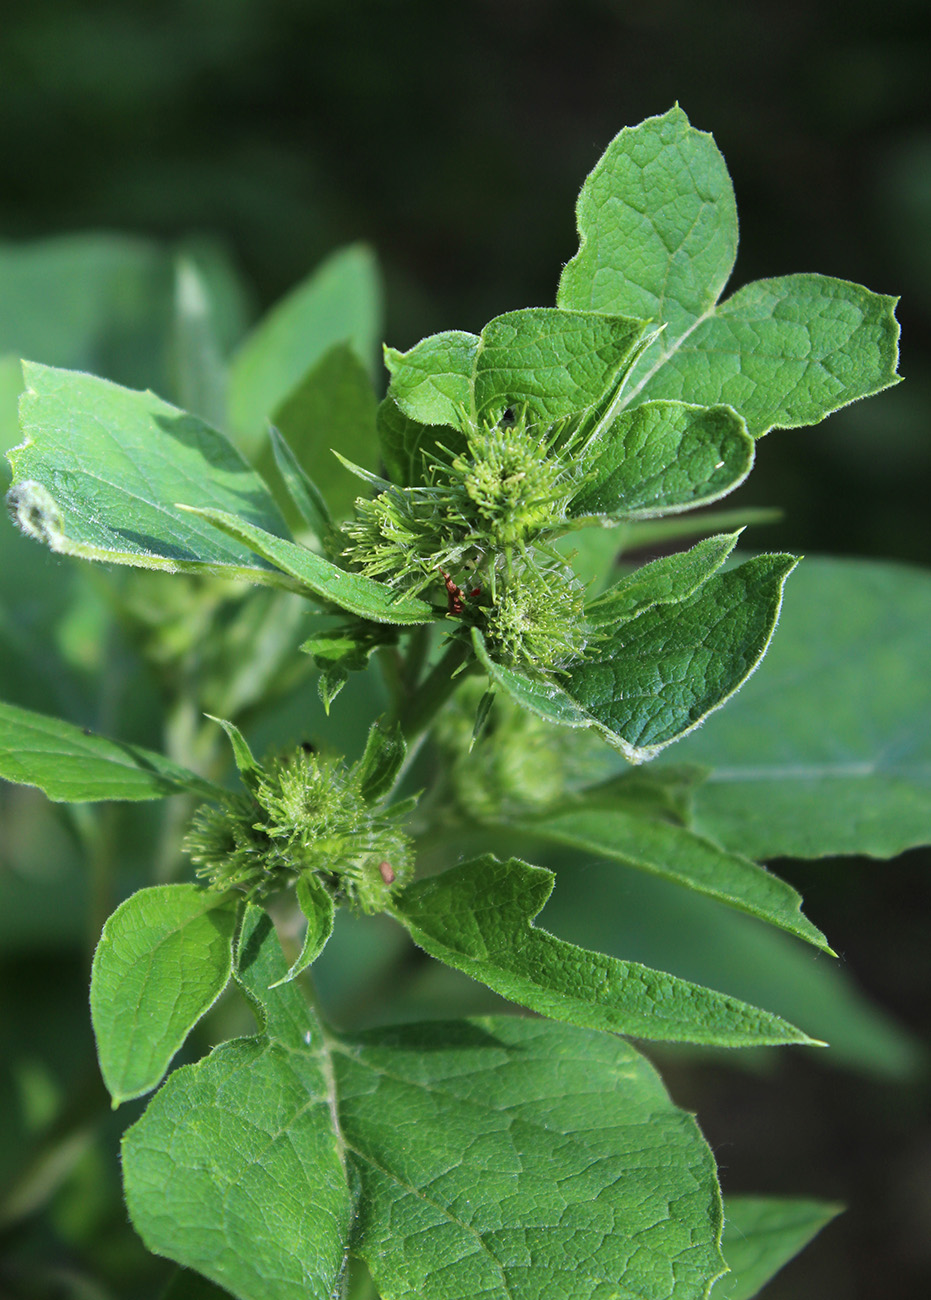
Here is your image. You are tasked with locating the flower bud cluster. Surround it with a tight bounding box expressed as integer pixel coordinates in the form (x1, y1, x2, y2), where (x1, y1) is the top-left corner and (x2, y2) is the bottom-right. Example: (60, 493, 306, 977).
(342, 408, 590, 673)
(184, 745, 413, 913)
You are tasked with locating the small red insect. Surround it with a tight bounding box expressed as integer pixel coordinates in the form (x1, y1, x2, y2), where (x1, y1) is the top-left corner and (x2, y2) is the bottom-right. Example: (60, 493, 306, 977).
(378, 861, 396, 885)
(438, 568, 480, 616)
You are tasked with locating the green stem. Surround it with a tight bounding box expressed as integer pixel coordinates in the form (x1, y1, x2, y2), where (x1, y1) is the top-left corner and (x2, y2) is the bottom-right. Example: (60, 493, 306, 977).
(401, 623, 430, 693)
(394, 636, 475, 748)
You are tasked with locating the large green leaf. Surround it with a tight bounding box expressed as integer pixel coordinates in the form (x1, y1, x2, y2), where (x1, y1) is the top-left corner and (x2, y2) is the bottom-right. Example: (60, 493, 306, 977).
(716, 1196, 842, 1300)
(228, 244, 382, 453)
(122, 907, 351, 1300)
(394, 856, 816, 1046)
(669, 558, 931, 859)
(182, 506, 437, 624)
(340, 1017, 725, 1300)
(385, 307, 646, 431)
(558, 107, 900, 437)
(124, 905, 729, 1300)
(507, 803, 830, 951)
(569, 401, 754, 521)
(8, 363, 291, 581)
(91, 885, 238, 1105)
(0, 699, 222, 802)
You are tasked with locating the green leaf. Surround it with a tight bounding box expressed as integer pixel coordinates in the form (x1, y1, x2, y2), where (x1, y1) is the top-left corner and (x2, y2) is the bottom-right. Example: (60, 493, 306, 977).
(300, 623, 389, 672)
(0, 699, 222, 802)
(268, 875, 335, 988)
(229, 244, 382, 454)
(716, 1196, 843, 1300)
(635, 275, 902, 439)
(560, 107, 737, 354)
(569, 401, 754, 521)
(669, 558, 931, 860)
(383, 329, 478, 428)
(122, 906, 352, 1300)
(8, 363, 291, 581)
(266, 342, 379, 524)
(375, 394, 466, 488)
(565, 554, 799, 761)
(475, 557, 796, 765)
(355, 719, 406, 804)
(301, 622, 392, 713)
(542, 855, 920, 1079)
(394, 855, 816, 1046)
(471, 627, 595, 730)
(318, 664, 348, 713)
(509, 803, 830, 951)
(558, 106, 900, 437)
(91, 885, 238, 1105)
(339, 1017, 726, 1300)
(181, 506, 437, 625)
(269, 425, 333, 540)
(206, 715, 263, 789)
(386, 307, 647, 430)
(125, 905, 728, 1300)
(586, 530, 740, 625)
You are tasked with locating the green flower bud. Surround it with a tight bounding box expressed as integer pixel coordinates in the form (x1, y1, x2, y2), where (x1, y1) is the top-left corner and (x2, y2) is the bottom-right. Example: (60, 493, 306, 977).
(184, 745, 414, 914)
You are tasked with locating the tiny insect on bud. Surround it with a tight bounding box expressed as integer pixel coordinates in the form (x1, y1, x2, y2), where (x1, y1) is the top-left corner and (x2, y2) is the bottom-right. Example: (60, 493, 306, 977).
(379, 860, 396, 885)
(439, 568, 467, 616)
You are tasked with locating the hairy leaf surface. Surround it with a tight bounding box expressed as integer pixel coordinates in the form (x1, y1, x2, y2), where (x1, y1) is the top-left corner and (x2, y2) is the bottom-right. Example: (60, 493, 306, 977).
(569, 401, 753, 521)
(586, 531, 739, 625)
(544, 856, 920, 1079)
(558, 106, 900, 437)
(385, 307, 646, 431)
(181, 506, 437, 624)
(395, 856, 816, 1046)
(508, 803, 830, 950)
(339, 1017, 726, 1300)
(91, 885, 238, 1104)
(123, 906, 729, 1300)
(565, 554, 798, 760)
(122, 907, 351, 1300)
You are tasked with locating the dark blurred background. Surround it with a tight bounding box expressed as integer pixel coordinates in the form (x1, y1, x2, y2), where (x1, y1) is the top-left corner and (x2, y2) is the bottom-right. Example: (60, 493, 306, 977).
(1, 1, 929, 1297)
